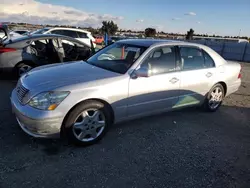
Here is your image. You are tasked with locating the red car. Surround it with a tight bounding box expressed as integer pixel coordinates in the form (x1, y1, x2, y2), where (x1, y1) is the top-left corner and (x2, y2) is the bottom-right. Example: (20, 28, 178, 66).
(94, 36, 104, 44)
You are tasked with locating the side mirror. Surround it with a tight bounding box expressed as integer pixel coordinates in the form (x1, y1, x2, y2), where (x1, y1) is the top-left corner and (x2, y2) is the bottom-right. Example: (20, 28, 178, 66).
(131, 67, 150, 79)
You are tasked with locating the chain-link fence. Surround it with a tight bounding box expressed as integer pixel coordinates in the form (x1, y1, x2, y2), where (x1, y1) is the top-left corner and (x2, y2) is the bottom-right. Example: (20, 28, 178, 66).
(192, 40, 250, 62)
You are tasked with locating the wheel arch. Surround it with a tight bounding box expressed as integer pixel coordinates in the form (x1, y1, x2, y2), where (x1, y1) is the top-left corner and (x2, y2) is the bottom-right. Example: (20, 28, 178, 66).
(61, 98, 115, 136)
(14, 60, 37, 68)
(216, 81, 227, 96)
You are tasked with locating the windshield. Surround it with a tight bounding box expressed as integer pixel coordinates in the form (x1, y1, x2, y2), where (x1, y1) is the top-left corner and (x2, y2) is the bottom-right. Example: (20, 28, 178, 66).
(31, 28, 50, 34)
(86, 43, 147, 74)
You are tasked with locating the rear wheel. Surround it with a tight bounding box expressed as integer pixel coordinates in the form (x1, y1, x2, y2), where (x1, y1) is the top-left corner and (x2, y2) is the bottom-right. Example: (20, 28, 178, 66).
(15, 62, 34, 78)
(62, 100, 112, 146)
(203, 83, 225, 112)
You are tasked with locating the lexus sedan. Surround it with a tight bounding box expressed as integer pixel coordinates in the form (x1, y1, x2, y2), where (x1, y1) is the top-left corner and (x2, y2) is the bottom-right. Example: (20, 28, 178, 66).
(10, 39, 241, 146)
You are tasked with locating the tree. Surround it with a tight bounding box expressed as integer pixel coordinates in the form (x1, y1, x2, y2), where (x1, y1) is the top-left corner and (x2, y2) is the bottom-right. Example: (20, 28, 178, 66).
(101, 21, 118, 35)
(86, 27, 101, 35)
(186, 28, 194, 40)
(145, 28, 156, 37)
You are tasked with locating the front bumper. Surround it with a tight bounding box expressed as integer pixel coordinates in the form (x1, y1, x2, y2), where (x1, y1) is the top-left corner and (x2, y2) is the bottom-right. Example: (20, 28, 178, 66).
(10, 89, 64, 138)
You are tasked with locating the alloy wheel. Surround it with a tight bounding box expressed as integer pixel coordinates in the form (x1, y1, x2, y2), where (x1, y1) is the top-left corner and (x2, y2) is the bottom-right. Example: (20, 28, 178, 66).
(208, 87, 223, 109)
(72, 108, 106, 142)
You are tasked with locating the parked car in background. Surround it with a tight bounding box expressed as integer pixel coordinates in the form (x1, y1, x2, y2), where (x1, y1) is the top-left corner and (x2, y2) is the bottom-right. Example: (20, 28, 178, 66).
(108, 36, 127, 45)
(94, 36, 104, 44)
(9, 31, 23, 39)
(10, 39, 241, 146)
(0, 25, 10, 40)
(0, 32, 22, 40)
(14, 30, 30, 35)
(0, 34, 94, 77)
(0, 25, 22, 40)
(32, 27, 96, 48)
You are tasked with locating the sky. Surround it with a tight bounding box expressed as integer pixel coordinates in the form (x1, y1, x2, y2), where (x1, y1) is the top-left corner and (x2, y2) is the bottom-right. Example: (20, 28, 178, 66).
(1, 0, 250, 36)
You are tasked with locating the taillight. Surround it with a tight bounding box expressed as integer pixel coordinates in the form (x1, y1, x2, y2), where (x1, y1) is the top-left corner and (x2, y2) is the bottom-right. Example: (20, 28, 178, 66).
(0, 48, 16, 54)
(238, 65, 242, 79)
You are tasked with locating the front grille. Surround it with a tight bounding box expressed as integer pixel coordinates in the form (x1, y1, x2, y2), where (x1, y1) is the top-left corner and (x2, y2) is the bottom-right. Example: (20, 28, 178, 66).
(16, 81, 29, 104)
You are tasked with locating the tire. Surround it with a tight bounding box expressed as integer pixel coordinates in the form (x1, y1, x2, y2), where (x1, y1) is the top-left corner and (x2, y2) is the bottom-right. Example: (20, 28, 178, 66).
(15, 62, 34, 78)
(62, 100, 112, 146)
(203, 83, 225, 112)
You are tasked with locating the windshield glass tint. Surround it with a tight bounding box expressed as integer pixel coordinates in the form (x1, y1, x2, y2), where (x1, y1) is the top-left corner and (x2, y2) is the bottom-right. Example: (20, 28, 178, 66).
(87, 43, 147, 74)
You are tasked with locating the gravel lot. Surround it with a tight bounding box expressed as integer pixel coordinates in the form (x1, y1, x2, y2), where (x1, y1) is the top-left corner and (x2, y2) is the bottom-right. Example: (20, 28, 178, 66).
(0, 62, 250, 188)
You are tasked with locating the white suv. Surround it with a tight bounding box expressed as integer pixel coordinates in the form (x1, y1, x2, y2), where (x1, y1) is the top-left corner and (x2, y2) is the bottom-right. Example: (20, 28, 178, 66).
(32, 27, 96, 48)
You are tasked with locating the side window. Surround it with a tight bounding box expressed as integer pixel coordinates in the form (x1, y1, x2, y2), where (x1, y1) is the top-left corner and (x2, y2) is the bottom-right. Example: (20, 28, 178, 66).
(77, 32, 88, 38)
(51, 30, 62, 35)
(64, 30, 78, 38)
(141, 46, 176, 75)
(179, 47, 205, 70)
(203, 51, 215, 68)
(53, 30, 78, 38)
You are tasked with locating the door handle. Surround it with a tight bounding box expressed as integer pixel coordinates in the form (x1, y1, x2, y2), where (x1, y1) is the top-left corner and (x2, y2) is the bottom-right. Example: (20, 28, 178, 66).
(206, 72, 213, 78)
(169, 77, 179, 84)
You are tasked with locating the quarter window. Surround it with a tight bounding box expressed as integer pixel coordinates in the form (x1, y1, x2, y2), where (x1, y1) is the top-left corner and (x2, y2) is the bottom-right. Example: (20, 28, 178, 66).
(179, 47, 205, 70)
(141, 46, 176, 75)
(203, 51, 215, 68)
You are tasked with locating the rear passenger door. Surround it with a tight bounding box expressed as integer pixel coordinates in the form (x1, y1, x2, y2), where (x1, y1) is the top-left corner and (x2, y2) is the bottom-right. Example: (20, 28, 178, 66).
(177, 46, 217, 107)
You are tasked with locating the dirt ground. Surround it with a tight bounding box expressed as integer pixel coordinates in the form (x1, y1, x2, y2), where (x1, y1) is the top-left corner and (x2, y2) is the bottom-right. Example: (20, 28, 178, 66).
(0, 62, 249, 188)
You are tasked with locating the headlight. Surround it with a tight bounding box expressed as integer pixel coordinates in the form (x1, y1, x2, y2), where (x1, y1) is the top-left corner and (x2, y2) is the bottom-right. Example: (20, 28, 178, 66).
(28, 91, 70, 110)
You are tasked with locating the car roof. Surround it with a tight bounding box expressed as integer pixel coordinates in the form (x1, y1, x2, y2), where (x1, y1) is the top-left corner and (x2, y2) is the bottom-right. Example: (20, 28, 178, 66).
(46, 27, 91, 34)
(14, 30, 29, 31)
(5, 34, 84, 44)
(117, 39, 186, 47)
(116, 39, 212, 50)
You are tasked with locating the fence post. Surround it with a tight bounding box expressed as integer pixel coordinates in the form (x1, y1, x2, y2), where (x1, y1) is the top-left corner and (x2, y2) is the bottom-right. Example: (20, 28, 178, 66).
(104, 33, 108, 46)
(242, 43, 248, 62)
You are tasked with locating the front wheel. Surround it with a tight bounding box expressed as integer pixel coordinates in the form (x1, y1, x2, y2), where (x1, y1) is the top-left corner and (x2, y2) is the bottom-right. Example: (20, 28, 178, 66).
(203, 83, 225, 112)
(62, 100, 112, 146)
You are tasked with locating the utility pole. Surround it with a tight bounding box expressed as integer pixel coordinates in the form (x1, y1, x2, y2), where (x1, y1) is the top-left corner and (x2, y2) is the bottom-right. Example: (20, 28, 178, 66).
(238, 29, 241, 38)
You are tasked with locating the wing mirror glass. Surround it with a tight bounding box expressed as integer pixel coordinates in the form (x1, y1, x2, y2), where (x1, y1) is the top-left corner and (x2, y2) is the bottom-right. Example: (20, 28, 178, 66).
(131, 66, 151, 78)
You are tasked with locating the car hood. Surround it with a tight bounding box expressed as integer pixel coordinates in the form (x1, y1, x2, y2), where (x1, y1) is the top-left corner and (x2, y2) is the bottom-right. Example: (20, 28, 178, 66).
(21, 61, 120, 92)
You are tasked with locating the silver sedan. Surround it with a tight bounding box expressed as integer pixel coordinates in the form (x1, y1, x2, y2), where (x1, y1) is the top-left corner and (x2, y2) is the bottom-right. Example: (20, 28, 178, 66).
(10, 39, 242, 146)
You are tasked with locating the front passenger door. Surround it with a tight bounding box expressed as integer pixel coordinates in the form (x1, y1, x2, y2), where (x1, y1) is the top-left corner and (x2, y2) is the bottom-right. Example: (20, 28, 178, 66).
(128, 46, 181, 117)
